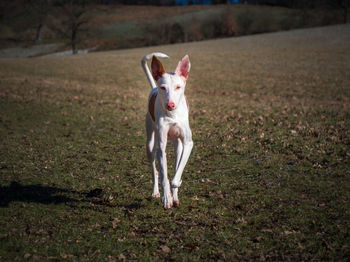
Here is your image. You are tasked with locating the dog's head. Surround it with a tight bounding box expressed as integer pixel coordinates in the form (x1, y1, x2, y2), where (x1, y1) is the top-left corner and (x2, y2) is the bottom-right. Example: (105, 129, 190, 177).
(151, 55, 190, 112)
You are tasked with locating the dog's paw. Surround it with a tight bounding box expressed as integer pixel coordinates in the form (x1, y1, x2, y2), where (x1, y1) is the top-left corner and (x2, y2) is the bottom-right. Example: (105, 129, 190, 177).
(173, 200, 180, 207)
(152, 192, 160, 198)
(162, 193, 173, 209)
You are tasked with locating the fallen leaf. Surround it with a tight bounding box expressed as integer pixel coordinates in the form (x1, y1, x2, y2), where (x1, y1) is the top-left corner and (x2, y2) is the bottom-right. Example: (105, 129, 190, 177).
(290, 130, 297, 136)
(281, 230, 297, 236)
(235, 217, 247, 224)
(112, 217, 120, 229)
(118, 254, 126, 261)
(160, 245, 171, 253)
(192, 195, 199, 201)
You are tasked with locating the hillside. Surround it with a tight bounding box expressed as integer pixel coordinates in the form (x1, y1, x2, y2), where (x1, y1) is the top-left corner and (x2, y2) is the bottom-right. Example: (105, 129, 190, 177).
(0, 4, 346, 57)
(0, 25, 349, 260)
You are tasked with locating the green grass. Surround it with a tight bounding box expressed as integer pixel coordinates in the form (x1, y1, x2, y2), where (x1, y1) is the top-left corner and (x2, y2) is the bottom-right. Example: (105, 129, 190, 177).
(1, 25, 350, 260)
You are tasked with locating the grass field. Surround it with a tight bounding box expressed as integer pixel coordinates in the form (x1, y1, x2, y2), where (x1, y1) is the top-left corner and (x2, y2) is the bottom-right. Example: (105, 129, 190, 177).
(1, 24, 350, 260)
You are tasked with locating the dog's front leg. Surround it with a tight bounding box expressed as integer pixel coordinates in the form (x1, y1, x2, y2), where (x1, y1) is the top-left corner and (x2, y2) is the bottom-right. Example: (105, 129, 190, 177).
(171, 137, 193, 189)
(172, 138, 183, 207)
(171, 138, 192, 207)
(157, 127, 173, 209)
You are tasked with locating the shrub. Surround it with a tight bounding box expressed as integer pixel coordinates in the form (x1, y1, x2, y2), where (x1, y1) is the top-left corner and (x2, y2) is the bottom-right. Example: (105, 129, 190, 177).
(201, 16, 222, 39)
(141, 20, 170, 46)
(279, 11, 298, 31)
(186, 18, 203, 42)
(0, 24, 15, 40)
(252, 9, 275, 34)
(297, 9, 312, 28)
(221, 8, 239, 37)
(237, 9, 254, 35)
(169, 23, 185, 44)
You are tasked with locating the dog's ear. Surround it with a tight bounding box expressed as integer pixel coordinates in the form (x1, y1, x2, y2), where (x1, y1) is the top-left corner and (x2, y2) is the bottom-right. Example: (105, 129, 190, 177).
(175, 55, 190, 81)
(151, 56, 165, 81)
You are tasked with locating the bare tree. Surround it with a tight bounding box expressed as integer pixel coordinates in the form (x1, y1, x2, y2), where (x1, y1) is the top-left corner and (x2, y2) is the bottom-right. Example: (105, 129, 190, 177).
(29, 0, 50, 42)
(335, 0, 349, 23)
(0, 0, 42, 42)
(49, 0, 90, 54)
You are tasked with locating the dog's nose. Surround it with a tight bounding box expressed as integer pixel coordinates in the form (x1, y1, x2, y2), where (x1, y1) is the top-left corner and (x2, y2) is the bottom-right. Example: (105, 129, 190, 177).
(166, 101, 176, 111)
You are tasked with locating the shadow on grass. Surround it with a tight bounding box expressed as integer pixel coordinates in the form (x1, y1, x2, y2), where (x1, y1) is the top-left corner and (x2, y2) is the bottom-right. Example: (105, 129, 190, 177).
(0, 181, 79, 207)
(0, 181, 145, 211)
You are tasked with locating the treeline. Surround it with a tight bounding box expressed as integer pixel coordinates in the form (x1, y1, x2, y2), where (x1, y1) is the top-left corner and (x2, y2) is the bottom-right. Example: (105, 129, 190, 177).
(86, 0, 349, 10)
(37, 0, 349, 23)
(0, 0, 348, 54)
(138, 6, 344, 48)
(6, 0, 348, 8)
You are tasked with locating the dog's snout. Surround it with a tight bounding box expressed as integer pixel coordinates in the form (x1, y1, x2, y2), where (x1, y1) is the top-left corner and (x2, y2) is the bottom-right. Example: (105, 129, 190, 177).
(166, 101, 176, 111)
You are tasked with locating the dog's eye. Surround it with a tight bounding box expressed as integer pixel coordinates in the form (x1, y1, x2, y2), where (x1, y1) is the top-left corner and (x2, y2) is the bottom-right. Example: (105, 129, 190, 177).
(176, 86, 181, 90)
(160, 86, 166, 91)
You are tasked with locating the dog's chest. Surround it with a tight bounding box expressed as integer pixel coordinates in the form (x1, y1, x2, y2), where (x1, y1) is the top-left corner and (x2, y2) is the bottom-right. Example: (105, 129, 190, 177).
(168, 124, 182, 139)
(148, 91, 188, 140)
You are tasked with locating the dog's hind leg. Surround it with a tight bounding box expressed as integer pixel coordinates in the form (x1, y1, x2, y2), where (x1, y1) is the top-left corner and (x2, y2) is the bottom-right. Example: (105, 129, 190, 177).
(146, 114, 160, 198)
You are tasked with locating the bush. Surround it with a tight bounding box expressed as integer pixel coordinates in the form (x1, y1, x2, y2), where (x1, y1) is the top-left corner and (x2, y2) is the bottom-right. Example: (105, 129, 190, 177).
(297, 9, 312, 28)
(237, 9, 254, 35)
(221, 8, 239, 37)
(186, 18, 203, 42)
(279, 11, 298, 31)
(169, 23, 185, 44)
(0, 24, 15, 40)
(128, 6, 345, 49)
(141, 20, 170, 46)
(201, 16, 222, 39)
(253, 9, 277, 34)
(141, 20, 187, 46)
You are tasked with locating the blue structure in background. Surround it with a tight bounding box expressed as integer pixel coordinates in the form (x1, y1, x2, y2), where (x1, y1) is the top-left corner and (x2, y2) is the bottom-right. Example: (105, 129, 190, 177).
(175, 0, 210, 5)
(176, 0, 239, 5)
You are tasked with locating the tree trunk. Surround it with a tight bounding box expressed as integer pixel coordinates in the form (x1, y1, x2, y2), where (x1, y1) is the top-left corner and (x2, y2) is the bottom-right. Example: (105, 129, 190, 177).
(72, 28, 77, 54)
(344, 1, 349, 23)
(35, 23, 43, 42)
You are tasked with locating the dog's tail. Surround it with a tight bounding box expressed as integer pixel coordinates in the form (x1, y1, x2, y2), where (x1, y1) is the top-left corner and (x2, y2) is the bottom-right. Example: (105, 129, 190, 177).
(141, 52, 169, 89)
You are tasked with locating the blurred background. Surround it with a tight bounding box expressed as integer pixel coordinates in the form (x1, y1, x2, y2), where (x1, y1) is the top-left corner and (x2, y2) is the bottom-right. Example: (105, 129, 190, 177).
(0, 0, 349, 57)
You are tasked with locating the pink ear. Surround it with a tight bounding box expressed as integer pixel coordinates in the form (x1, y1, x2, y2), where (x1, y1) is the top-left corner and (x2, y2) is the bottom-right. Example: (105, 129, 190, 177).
(151, 56, 165, 81)
(175, 55, 191, 80)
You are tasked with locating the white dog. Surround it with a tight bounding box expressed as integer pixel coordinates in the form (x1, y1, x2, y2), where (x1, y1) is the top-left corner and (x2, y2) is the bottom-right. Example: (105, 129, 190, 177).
(141, 52, 193, 209)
